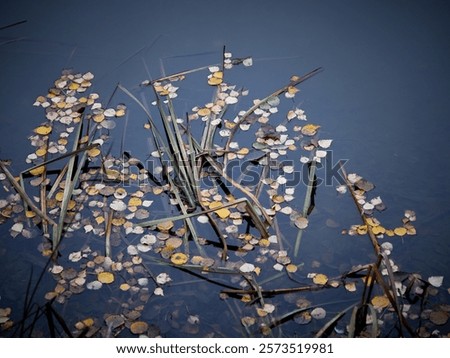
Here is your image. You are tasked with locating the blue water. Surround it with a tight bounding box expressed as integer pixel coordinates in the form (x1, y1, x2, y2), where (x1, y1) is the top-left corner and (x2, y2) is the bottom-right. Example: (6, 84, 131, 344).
(1, 0, 449, 337)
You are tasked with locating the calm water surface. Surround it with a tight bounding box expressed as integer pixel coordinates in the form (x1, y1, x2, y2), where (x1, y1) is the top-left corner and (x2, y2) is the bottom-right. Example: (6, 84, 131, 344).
(1, 0, 449, 337)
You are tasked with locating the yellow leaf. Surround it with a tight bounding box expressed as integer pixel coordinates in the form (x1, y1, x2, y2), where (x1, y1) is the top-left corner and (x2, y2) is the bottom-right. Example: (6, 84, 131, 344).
(95, 216, 105, 225)
(345, 281, 357, 292)
(157, 220, 174, 231)
(93, 113, 105, 123)
(286, 264, 298, 273)
(128, 197, 142, 207)
(130, 321, 149, 335)
(97, 271, 114, 284)
(259, 239, 270, 247)
(385, 229, 395, 237)
(213, 71, 223, 79)
(371, 295, 390, 309)
(34, 125, 52, 135)
(87, 147, 101, 157)
(208, 76, 222, 86)
(287, 86, 299, 95)
(170, 252, 188, 265)
(25, 210, 36, 218)
(69, 82, 80, 90)
(301, 124, 320, 136)
(271, 195, 284, 204)
(236, 147, 249, 156)
(394, 227, 407, 236)
(371, 226, 386, 235)
(81, 317, 94, 328)
(119, 283, 130, 291)
(67, 200, 76, 211)
(111, 217, 126, 226)
(313, 273, 328, 285)
(29, 165, 45, 176)
(35, 147, 47, 157)
(209, 201, 230, 219)
(356, 225, 368, 235)
(115, 108, 126, 117)
(197, 108, 211, 116)
(55, 191, 64, 202)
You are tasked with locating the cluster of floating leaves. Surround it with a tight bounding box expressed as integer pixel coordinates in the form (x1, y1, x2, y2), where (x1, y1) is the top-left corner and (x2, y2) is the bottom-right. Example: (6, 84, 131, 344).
(0, 52, 448, 337)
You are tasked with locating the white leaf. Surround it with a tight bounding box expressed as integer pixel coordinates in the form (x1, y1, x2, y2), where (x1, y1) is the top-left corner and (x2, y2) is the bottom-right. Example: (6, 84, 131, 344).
(311, 307, 326, 319)
(300, 156, 310, 164)
(11, 222, 23, 233)
(86, 280, 102, 290)
(142, 200, 153, 207)
(127, 245, 138, 255)
(51, 265, 64, 274)
(69, 251, 82, 262)
(273, 263, 284, 271)
(225, 96, 238, 105)
(428, 276, 444, 288)
(318, 139, 333, 149)
(263, 303, 275, 314)
(110, 200, 127, 211)
(315, 150, 328, 158)
(243, 57, 253, 66)
(239, 263, 255, 273)
(154, 287, 164, 296)
(197, 215, 209, 224)
(156, 273, 172, 285)
(336, 185, 347, 194)
(137, 278, 149, 286)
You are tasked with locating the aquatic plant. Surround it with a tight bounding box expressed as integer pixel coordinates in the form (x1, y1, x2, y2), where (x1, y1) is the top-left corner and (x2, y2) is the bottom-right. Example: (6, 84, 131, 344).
(0, 49, 447, 337)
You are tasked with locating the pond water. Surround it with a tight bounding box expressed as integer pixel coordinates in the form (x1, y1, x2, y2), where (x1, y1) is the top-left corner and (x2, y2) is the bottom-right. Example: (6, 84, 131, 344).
(1, 0, 449, 337)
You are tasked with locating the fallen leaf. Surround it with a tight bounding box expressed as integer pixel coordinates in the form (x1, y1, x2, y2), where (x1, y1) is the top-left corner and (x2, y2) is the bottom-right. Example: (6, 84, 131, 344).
(239, 263, 255, 273)
(371, 295, 390, 309)
(394, 227, 407, 236)
(97, 272, 114, 284)
(428, 276, 444, 288)
(313, 273, 328, 285)
(311, 307, 326, 319)
(170, 252, 188, 265)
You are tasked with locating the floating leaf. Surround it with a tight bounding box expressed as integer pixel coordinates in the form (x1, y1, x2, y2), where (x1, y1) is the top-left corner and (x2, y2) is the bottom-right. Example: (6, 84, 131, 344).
(394, 227, 407, 236)
(301, 124, 320, 136)
(197, 108, 211, 116)
(110, 200, 127, 212)
(156, 273, 171, 285)
(241, 316, 256, 328)
(294, 217, 308, 229)
(286, 264, 298, 273)
(345, 282, 357, 292)
(86, 281, 102, 290)
(157, 220, 174, 232)
(428, 276, 444, 288)
(239, 263, 255, 273)
(29, 165, 45, 176)
(371, 295, 390, 309)
(130, 321, 149, 335)
(311, 307, 326, 319)
(371, 226, 386, 235)
(154, 287, 164, 296)
(209, 201, 231, 219)
(318, 139, 333, 149)
(429, 310, 448, 326)
(312, 273, 328, 285)
(97, 272, 114, 284)
(170, 252, 188, 265)
(34, 125, 52, 135)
